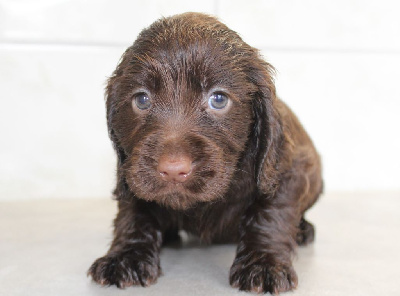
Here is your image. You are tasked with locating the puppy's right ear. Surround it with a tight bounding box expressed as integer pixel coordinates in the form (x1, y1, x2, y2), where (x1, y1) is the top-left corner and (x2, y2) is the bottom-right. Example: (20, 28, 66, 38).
(105, 73, 130, 200)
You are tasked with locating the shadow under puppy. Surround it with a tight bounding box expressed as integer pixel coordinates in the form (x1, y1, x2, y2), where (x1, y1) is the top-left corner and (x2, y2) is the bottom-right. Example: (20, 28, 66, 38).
(88, 12, 323, 294)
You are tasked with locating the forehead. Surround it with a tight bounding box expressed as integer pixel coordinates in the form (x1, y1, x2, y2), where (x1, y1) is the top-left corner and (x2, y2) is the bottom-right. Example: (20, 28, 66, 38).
(130, 43, 243, 95)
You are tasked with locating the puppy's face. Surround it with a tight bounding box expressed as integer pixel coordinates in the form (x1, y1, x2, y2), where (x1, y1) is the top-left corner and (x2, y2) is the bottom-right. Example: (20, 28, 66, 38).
(108, 16, 263, 210)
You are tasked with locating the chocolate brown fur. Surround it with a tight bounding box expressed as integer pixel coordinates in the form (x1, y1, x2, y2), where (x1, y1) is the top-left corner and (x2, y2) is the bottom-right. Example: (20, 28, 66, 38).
(88, 12, 323, 294)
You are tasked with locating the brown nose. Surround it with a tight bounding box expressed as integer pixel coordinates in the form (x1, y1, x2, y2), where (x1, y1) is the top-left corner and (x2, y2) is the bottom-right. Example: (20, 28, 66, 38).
(157, 155, 193, 183)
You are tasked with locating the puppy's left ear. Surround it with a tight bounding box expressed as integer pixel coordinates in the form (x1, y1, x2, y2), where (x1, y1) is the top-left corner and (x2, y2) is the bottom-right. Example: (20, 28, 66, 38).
(246, 60, 283, 191)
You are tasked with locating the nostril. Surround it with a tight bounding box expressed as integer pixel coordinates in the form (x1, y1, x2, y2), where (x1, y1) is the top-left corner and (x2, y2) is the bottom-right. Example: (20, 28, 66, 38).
(157, 155, 193, 183)
(159, 171, 168, 178)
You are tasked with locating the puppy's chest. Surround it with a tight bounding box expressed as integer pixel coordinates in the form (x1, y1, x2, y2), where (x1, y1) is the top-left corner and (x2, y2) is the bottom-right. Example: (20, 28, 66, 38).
(179, 195, 251, 243)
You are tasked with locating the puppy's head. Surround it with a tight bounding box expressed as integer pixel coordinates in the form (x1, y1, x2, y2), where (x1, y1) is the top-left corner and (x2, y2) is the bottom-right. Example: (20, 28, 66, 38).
(107, 13, 278, 210)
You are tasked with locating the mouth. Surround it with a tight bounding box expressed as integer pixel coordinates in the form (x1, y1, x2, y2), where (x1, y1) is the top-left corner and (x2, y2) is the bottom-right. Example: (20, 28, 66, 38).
(126, 166, 230, 210)
(157, 174, 206, 195)
(133, 168, 221, 209)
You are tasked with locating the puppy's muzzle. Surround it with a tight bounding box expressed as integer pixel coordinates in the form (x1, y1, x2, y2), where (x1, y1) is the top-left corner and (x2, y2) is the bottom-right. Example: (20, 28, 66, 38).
(157, 154, 193, 183)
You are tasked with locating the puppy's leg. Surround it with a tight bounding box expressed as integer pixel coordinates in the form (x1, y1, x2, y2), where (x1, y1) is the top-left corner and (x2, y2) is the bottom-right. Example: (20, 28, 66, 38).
(230, 197, 298, 294)
(296, 217, 315, 246)
(162, 228, 181, 246)
(88, 200, 164, 288)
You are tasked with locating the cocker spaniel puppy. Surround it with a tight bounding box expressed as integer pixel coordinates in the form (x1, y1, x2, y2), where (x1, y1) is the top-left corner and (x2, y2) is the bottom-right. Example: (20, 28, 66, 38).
(88, 12, 323, 294)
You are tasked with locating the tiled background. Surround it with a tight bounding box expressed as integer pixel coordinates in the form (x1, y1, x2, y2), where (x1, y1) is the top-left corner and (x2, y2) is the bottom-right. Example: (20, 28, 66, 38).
(1, 0, 399, 200)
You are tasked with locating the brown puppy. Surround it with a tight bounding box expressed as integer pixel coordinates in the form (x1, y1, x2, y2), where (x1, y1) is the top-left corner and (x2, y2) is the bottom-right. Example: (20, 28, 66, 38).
(88, 12, 323, 294)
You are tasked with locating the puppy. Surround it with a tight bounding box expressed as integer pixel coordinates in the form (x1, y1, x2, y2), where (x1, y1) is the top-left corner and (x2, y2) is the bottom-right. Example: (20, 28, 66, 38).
(88, 12, 323, 294)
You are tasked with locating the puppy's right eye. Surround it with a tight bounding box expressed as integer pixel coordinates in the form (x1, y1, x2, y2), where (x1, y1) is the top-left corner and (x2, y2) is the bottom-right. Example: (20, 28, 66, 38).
(133, 93, 151, 110)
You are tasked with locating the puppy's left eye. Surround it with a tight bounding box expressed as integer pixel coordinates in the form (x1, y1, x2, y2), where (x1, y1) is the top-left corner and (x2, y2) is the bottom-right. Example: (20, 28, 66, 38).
(208, 92, 229, 110)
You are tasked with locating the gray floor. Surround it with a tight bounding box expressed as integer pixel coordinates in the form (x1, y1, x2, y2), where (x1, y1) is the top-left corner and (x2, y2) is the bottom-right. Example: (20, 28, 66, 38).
(1, 192, 399, 295)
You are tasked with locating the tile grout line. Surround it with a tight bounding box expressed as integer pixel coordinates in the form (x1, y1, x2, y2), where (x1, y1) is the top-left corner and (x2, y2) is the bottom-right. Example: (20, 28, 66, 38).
(1, 40, 400, 55)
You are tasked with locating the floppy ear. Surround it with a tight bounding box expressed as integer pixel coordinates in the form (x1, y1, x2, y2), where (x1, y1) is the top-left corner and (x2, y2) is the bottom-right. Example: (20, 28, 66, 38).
(247, 60, 283, 191)
(105, 75, 130, 200)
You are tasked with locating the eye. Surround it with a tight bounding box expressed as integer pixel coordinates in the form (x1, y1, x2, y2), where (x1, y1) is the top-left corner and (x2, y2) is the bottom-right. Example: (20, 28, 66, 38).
(208, 92, 229, 110)
(133, 93, 151, 110)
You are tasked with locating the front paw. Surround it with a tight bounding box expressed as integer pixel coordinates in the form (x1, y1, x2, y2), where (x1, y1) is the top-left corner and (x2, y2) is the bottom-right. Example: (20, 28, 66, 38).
(229, 257, 298, 294)
(88, 252, 161, 288)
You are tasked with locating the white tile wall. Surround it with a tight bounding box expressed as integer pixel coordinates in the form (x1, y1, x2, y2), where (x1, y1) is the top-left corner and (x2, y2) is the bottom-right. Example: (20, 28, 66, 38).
(0, 0, 216, 44)
(0, 45, 122, 199)
(219, 0, 400, 51)
(264, 51, 400, 191)
(0, 0, 399, 200)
